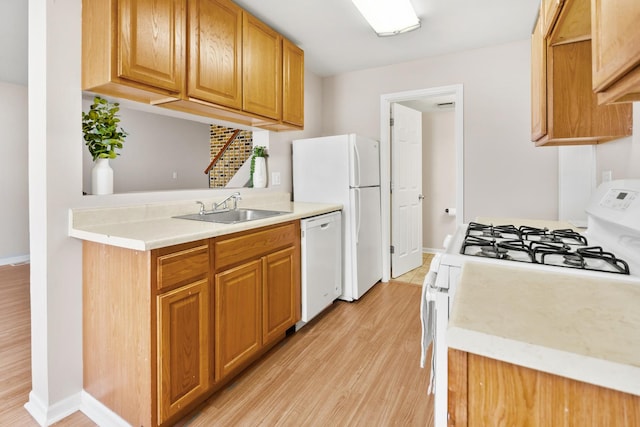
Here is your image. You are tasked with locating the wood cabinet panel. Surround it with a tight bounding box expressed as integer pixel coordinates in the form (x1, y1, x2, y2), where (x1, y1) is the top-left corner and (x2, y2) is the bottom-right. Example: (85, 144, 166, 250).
(449, 350, 640, 426)
(155, 240, 209, 291)
(531, 13, 547, 142)
(243, 13, 282, 120)
(549, 41, 632, 141)
(215, 259, 262, 380)
(188, 0, 243, 109)
(591, 0, 640, 103)
(83, 242, 154, 427)
(282, 38, 305, 128)
(542, 0, 564, 37)
(262, 246, 300, 346)
(157, 279, 210, 424)
(214, 222, 297, 271)
(548, 0, 590, 45)
(118, 0, 185, 92)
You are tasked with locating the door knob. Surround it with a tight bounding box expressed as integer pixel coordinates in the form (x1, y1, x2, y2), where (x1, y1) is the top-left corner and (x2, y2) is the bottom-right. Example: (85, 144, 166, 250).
(418, 194, 425, 200)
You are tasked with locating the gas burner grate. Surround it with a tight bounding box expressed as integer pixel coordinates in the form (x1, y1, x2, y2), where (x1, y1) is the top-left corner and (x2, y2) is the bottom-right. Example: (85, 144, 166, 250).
(459, 223, 630, 274)
(467, 222, 521, 239)
(577, 246, 630, 275)
(520, 226, 588, 246)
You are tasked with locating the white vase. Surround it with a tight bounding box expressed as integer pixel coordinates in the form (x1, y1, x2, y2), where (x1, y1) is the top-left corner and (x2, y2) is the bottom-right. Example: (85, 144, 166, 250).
(91, 158, 114, 195)
(253, 157, 267, 188)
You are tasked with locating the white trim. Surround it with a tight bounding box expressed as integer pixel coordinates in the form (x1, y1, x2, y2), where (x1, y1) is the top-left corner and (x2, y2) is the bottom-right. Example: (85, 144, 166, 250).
(380, 84, 464, 283)
(25, 390, 82, 426)
(422, 247, 444, 254)
(80, 391, 132, 427)
(0, 254, 30, 266)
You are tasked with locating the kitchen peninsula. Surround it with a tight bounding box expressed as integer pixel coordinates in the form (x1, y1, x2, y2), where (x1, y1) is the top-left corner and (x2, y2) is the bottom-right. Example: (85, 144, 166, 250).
(69, 192, 340, 426)
(447, 262, 640, 426)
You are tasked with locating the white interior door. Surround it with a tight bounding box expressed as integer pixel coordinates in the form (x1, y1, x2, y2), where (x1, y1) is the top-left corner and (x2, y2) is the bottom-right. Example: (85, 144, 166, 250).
(391, 103, 423, 278)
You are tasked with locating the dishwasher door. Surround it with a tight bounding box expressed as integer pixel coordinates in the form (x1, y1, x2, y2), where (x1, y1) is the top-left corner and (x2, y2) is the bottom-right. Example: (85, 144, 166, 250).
(299, 211, 342, 325)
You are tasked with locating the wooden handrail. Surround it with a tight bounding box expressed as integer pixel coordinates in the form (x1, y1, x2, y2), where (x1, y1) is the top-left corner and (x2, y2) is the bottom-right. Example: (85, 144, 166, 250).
(204, 129, 241, 174)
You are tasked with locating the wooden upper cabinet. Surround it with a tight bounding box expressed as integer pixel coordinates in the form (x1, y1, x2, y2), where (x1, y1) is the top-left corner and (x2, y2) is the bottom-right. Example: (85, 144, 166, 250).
(591, 0, 640, 104)
(243, 13, 282, 120)
(188, 0, 243, 109)
(542, 0, 564, 37)
(82, 0, 185, 103)
(531, 0, 633, 146)
(282, 38, 305, 128)
(547, 0, 590, 45)
(118, 0, 185, 92)
(531, 12, 547, 142)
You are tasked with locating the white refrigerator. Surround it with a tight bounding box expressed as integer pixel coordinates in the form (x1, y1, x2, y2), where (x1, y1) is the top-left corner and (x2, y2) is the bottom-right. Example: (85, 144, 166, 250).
(293, 134, 382, 301)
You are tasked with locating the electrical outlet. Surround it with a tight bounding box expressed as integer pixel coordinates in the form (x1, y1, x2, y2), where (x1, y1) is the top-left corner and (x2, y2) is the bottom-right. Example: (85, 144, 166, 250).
(602, 170, 612, 182)
(172, 172, 178, 180)
(271, 172, 281, 186)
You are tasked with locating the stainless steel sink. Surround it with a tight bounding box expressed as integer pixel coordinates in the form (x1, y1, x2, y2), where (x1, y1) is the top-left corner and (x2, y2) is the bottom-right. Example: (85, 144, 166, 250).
(173, 208, 288, 224)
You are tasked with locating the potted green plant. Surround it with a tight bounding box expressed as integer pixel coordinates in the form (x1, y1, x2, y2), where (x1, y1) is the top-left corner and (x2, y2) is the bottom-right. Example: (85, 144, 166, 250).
(81, 96, 127, 194)
(249, 145, 268, 188)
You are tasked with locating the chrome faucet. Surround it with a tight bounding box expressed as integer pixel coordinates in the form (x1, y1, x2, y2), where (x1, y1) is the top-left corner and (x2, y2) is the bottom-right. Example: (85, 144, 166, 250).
(214, 192, 242, 211)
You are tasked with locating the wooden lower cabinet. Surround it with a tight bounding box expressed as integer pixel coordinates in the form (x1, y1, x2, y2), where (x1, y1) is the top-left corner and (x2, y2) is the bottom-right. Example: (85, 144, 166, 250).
(82, 220, 301, 426)
(215, 259, 262, 380)
(214, 221, 302, 381)
(157, 279, 211, 424)
(262, 246, 300, 346)
(448, 349, 640, 426)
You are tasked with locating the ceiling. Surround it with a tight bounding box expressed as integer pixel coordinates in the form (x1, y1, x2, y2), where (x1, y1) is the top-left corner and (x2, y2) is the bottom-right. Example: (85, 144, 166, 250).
(234, 0, 540, 77)
(0, 1, 540, 87)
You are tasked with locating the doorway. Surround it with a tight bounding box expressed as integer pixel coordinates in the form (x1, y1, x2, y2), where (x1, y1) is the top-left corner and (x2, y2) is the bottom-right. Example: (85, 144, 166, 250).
(380, 85, 464, 282)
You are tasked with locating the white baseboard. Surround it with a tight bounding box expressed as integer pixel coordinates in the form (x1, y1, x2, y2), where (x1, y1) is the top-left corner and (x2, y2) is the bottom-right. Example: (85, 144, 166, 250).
(422, 247, 443, 254)
(80, 391, 131, 427)
(24, 390, 82, 426)
(0, 254, 30, 266)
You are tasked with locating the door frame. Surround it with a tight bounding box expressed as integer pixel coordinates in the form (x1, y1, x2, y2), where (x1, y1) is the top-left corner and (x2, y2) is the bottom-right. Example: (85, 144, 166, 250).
(379, 84, 464, 282)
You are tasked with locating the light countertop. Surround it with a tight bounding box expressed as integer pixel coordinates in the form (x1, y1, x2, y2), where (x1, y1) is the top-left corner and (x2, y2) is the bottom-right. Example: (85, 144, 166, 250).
(447, 261, 640, 396)
(69, 194, 341, 251)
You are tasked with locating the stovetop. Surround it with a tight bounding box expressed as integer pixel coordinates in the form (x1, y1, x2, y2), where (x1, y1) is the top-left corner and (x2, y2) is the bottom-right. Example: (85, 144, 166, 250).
(460, 222, 630, 275)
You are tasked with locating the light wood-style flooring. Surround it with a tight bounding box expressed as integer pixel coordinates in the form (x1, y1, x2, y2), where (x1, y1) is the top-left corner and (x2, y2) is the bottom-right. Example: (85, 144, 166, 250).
(0, 263, 433, 426)
(394, 253, 435, 285)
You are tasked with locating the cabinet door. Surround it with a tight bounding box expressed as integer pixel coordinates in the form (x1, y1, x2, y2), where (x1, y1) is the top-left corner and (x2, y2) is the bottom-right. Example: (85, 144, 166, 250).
(215, 260, 262, 380)
(591, 0, 640, 98)
(157, 279, 210, 424)
(188, 0, 243, 109)
(243, 13, 282, 120)
(118, 0, 185, 92)
(282, 38, 304, 128)
(262, 246, 300, 346)
(531, 13, 547, 142)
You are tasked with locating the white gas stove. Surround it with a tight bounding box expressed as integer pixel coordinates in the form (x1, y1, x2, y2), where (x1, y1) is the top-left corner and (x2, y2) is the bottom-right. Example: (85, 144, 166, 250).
(425, 179, 640, 427)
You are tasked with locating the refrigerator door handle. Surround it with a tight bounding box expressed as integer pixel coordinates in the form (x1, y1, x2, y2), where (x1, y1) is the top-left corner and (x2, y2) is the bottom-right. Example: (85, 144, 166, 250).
(353, 141, 361, 187)
(355, 188, 361, 244)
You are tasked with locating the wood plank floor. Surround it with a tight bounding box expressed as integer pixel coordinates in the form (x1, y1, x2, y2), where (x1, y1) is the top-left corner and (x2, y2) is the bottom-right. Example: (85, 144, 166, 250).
(0, 264, 433, 426)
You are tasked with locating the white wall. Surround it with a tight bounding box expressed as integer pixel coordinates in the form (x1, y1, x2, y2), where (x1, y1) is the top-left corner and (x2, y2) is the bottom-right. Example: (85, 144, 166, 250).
(266, 68, 324, 195)
(422, 110, 457, 250)
(322, 39, 560, 223)
(595, 103, 640, 183)
(81, 98, 211, 194)
(0, 82, 29, 264)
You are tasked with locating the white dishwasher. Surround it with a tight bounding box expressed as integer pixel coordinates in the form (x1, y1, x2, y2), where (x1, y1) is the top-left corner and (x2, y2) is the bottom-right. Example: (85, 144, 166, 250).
(298, 211, 342, 329)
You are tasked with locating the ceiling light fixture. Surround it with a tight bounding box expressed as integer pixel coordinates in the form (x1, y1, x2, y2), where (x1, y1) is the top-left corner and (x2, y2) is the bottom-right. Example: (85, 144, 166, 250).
(351, 0, 421, 37)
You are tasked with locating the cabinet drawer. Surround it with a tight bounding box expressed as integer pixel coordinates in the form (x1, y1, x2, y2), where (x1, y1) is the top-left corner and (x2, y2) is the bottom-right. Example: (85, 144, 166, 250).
(214, 222, 297, 271)
(155, 240, 210, 292)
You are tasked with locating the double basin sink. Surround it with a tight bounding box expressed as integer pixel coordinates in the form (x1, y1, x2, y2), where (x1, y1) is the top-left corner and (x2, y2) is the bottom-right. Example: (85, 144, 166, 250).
(174, 208, 288, 224)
